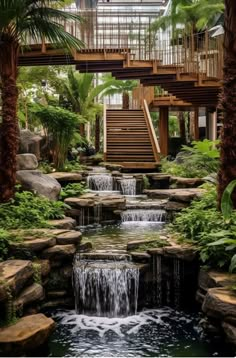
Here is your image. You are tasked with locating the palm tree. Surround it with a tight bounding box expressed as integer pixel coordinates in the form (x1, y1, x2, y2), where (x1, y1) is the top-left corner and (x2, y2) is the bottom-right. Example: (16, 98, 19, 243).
(0, 0, 84, 202)
(56, 70, 114, 137)
(218, 0, 236, 206)
(102, 75, 138, 109)
(150, 0, 224, 35)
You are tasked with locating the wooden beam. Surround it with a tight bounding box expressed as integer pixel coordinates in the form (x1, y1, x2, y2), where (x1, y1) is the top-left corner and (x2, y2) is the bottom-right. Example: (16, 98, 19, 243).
(159, 106, 169, 157)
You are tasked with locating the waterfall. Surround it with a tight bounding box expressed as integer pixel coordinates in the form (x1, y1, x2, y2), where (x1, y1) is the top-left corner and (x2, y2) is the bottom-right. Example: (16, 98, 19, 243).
(120, 179, 136, 196)
(73, 261, 139, 317)
(121, 209, 166, 223)
(173, 258, 181, 308)
(152, 255, 162, 307)
(87, 174, 113, 191)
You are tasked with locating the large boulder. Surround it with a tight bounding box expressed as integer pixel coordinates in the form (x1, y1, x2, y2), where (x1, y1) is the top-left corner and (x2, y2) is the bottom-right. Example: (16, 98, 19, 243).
(16, 170, 61, 200)
(19, 130, 42, 159)
(0, 314, 55, 355)
(0, 260, 33, 302)
(16, 154, 38, 171)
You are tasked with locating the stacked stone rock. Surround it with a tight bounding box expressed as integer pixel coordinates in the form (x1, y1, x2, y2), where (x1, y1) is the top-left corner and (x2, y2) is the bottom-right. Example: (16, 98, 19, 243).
(196, 269, 236, 346)
(0, 220, 84, 355)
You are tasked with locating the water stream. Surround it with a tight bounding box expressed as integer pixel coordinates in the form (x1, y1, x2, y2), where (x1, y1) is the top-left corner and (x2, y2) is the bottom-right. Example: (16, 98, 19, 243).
(73, 261, 139, 317)
(120, 178, 136, 196)
(121, 209, 166, 223)
(87, 174, 113, 191)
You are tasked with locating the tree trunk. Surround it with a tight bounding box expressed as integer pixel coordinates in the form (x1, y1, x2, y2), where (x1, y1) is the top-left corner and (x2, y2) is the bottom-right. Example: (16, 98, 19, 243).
(218, 0, 236, 207)
(80, 123, 85, 137)
(0, 41, 19, 202)
(95, 114, 100, 153)
(178, 111, 186, 141)
(122, 92, 129, 109)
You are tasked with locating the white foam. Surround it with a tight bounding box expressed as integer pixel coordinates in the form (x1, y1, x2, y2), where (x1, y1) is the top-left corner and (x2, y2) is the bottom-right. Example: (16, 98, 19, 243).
(53, 309, 171, 338)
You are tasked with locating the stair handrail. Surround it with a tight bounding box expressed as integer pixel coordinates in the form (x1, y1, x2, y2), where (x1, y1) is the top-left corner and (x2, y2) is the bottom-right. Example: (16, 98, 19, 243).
(103, 103, 107, 161)
(143, 99, 160, 162)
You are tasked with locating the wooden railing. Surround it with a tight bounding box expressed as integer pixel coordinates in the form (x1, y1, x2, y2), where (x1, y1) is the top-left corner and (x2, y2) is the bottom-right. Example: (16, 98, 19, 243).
(142, 99, 160, 162)
(25, 9, 224, 81)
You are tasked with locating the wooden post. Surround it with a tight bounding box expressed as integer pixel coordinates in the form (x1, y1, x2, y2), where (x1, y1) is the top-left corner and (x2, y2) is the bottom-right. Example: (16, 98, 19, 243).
(159, 106, 169, 157)
(194, 107, 199, 140)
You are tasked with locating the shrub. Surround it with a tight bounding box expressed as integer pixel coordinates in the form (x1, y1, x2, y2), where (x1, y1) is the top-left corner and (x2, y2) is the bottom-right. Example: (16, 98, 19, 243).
(33, 105, 82, 170)
(0, 190, 69, 230)
(162, 139, 220, 178)
(170, 184, 236, 269)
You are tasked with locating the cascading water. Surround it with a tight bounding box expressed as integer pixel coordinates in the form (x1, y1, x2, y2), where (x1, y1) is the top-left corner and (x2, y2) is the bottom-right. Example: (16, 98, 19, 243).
(73, 260, 139, 317)
(121, 209, 166, 223)
(87, 174, 113, 191)
(173, 258, 181, 308)
(120, 178, 136, 196)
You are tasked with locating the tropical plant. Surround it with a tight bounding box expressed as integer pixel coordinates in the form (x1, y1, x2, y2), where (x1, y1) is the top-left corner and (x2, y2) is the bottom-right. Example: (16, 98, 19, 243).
(102, 74, 138, 109)
(162, 139, 220, 178)
(0, 189, 69, 230)
(218, 1, 236, 208)
(150, 0, 224, 35)
(170, 184, 236, 269)
(33, 105, 83, 170)
(54, 69, 114, 137)
(0, 0, 84, 202)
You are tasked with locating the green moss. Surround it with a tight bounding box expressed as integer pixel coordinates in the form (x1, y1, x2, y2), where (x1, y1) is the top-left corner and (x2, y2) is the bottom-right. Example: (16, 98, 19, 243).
(135, 239, 169, 252)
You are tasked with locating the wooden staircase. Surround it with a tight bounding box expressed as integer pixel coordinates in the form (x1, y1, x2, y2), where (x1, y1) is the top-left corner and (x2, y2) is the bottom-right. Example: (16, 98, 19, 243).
(105, 109, 159, 169)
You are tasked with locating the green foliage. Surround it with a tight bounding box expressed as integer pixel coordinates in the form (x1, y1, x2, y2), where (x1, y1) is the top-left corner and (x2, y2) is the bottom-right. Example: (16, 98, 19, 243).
(134, 239, 169, 252)
(170, 184, 236, 270)
(62, 160, 84, 172)
(38, 161, 55, 174)
(162, 140, 220, 178)
(143, 175, 150, 189)
(32, 263, 42, 285)
(221, 180, 236, 223)
(0, 230, 14, 261)
(0, 190, 69, 230)
(33, 105, 81, 170)
(150, 0, 224, 35)
(60, 183, 87, 199)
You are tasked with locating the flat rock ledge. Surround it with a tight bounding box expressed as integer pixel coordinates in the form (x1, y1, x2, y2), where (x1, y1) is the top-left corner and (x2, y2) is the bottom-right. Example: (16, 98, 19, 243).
(47, 217, 76, 229)
(65, 193, 126, 209)
(199, 269, 236, 293)
(170, 176, 205, 188)
(47, 172, 83, 182)
(143, 188, 204, 203)
(202, 287, 236, 320)
(0, 314, 55, 355)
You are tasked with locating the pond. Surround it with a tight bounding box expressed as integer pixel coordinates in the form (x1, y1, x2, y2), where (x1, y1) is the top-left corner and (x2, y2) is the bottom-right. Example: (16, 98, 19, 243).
(81, 222, 166, 251)
(45, 308, 234, 357)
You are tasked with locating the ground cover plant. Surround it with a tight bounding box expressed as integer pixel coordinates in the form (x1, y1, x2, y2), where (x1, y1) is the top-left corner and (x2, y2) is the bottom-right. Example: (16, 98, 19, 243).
(60, 183, 87, 199)
(170, 183, 236, 271)
(0, 189, 69, 230)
